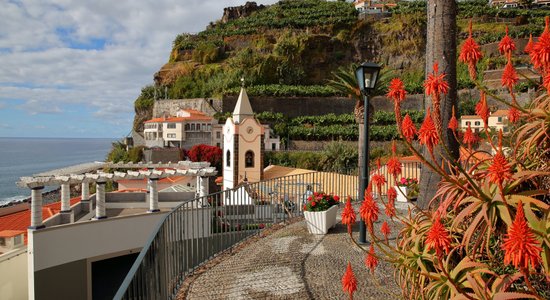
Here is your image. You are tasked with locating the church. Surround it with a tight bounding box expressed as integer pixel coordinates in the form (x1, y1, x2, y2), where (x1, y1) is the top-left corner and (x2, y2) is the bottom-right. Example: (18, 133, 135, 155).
(222, 86, 264, 190)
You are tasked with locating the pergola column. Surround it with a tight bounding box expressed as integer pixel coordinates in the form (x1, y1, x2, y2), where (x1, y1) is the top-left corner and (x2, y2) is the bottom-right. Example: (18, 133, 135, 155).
(29, 186, 45, 230)
(81, 182, 90, 201)
(95, 181, 107, 219)
(148, 177, 160, 213)
(198, 176, 208, 198)
(60, 183, 71, 212)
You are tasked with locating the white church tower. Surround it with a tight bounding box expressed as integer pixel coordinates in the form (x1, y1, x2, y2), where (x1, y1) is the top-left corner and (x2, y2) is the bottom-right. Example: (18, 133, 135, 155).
(222, 85, 264, 190)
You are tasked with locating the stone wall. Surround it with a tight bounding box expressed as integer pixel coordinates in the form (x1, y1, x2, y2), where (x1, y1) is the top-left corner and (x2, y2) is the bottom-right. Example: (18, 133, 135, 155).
(222, 95, 356, 117)
(152, 98, 222, 118)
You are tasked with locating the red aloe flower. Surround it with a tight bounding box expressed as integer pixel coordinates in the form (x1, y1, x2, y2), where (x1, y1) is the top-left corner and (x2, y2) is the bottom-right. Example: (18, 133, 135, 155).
(463, 124, 476, 149)
(498, 26, 516, 57)
(459, 20, 483, 80)
(387, 78, 407, 103)
(365, 245, 378, 274)
(425, 215, 452, 256)
(381, 221, 391, 240)
(530, 16, 550, 71)
(341, 196, 356, 234)
(524, 33, 534, 54)
(385, 200, 396, 218)
(424, 62, 450, 98)
(401, 114, 417, 142)
(502, 200, 542, 270)
(488, 152, 513, 186)
(475, 92, 490, 125)
(359, 185, 379, 231)
(371, 174, 386, 193)
(508, 107, 521, 124)
(448, 106, 459, 131)
(386, 157, 402, 179)
(387, 78, 406, 126)
(341, 262, 357, 299)
(387, 187, 397, 203)
(502, 58, 519, 89)
(418, 109, 439, 153)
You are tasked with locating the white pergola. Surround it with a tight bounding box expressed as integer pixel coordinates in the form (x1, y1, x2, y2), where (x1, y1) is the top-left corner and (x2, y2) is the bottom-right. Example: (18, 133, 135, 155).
(17, 161, 217, 229)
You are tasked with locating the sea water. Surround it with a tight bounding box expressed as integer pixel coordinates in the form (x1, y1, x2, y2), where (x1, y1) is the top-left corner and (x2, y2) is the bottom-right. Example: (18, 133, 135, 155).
(0, 137, 114, 205)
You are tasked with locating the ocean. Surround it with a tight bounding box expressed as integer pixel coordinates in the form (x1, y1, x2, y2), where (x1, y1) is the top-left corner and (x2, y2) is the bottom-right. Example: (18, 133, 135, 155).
(0, 137, 115, 205)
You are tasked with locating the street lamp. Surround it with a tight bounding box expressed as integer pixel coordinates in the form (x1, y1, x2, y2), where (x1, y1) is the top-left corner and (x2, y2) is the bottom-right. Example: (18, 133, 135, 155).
(355, 62, 381, 244)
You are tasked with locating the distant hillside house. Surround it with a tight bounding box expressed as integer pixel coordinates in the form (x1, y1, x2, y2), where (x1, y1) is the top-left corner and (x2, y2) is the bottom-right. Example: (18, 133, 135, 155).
(490, 0, 550, 7)
(144, 109, 280, 151)
(460, 109, 510, 134)
(144, 109, 215, 148)
(354, 0, 396, 13)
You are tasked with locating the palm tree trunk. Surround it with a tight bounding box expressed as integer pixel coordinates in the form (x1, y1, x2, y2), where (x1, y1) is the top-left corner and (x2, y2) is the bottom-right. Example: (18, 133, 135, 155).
(418, 0, 459, 209)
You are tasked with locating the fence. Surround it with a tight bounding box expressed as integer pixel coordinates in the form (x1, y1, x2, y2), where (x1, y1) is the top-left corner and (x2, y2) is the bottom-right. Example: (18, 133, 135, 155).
(113, 171, 357, 300)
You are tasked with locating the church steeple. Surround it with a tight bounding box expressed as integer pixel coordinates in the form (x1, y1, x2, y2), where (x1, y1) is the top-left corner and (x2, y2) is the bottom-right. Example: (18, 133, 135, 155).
(232, 85, 254, 124)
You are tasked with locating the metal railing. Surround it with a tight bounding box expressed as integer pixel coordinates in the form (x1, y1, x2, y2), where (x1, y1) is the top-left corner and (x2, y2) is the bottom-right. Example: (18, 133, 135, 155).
(113, 171, 358, 300)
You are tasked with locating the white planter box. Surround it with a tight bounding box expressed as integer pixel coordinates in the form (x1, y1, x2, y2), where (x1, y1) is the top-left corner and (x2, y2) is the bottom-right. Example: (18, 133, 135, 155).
(304, 205, 338, 235)
(395, 185, 408, 203)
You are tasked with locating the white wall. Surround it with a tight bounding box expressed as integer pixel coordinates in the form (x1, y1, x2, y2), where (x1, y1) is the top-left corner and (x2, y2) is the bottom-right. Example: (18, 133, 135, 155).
(29, 213, 166, 272)
(0, 248, 28, 300)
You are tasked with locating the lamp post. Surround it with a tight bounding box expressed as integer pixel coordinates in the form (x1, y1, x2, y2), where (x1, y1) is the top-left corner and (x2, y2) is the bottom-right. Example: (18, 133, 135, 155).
(355, 62, 381, 244)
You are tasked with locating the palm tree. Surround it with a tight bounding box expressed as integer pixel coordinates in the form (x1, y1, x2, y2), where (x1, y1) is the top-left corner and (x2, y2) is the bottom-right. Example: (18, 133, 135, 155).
(419, 0, 459, 208)
(328, 64, 391, 198)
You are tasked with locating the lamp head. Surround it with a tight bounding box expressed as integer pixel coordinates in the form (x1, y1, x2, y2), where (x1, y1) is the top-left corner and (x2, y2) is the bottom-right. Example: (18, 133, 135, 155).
(355, 62, 381, 95)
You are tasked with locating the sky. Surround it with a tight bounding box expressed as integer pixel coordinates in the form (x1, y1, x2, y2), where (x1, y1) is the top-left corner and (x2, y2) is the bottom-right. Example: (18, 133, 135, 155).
(0, 0, 278, 138)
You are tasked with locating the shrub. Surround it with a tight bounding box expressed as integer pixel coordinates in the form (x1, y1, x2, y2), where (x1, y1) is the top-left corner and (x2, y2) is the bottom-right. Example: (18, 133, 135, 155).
(341, 20, 550, 299)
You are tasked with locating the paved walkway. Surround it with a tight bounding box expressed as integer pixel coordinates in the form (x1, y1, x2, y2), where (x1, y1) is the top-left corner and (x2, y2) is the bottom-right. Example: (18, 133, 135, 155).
(183, 203, 408, 300)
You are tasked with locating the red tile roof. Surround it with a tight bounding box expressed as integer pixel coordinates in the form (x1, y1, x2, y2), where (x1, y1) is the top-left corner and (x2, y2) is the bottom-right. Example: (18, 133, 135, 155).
(0, 230, 25, 238)
(491, 109, 509, 117)
(0, 197, 81, 244)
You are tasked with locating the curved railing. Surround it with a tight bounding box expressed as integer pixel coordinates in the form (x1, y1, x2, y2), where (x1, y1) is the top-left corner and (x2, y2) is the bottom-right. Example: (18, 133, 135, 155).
(114, 171, 359, 299)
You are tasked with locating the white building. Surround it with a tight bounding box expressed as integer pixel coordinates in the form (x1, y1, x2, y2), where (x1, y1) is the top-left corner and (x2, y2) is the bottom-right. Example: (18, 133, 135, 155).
(144, 109, 214, 148)
(460, 109, 510, 133)
(144, 108, 280, 151)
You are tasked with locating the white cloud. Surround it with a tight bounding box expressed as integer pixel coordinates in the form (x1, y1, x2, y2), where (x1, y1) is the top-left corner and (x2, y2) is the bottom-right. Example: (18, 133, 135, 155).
(0, 0, 278, 131)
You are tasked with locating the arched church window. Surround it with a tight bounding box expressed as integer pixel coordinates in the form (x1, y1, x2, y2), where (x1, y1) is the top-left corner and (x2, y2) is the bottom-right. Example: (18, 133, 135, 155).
(226, 150, 230, 167)
(245, 151, 254, 168)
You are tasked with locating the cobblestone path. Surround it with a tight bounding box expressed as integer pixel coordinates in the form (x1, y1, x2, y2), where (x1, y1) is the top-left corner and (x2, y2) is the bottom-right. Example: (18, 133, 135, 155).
(184, 204, 406, 300)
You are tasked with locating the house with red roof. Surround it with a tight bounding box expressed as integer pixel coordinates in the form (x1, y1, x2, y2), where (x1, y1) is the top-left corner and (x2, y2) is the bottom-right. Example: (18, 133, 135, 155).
(144, 109, 219, 148)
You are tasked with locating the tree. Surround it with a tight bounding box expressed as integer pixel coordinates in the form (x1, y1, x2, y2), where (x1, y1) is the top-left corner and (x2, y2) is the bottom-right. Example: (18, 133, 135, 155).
(187, 144, 222, 170)
(418, 0, 459, 208)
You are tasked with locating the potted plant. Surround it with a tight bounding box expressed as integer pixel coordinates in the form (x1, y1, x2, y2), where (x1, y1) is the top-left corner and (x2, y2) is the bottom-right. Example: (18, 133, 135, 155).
(395, 177, 419, 202)
(303, 192, 340, 234)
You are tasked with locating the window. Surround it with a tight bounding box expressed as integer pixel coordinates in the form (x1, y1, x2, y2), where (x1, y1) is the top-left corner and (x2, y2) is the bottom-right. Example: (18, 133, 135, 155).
(185, 124, 190, 130)
(216, 132, 221, 139)
(226, 150, 230, 167)
(191, 124, 196, 131)
(217, 143, 221, 148)
(13, 235, 21, 245)
(272, 143, 276, 150)
(465, 121, 471, 126)
(498, 117, 502, 122)
(474, 121, 480, 126)
(0, 237, 5, 246)
(167, 123, 176, 129)
(245, 150, 254, 168)
(167, 133, 176, 138)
